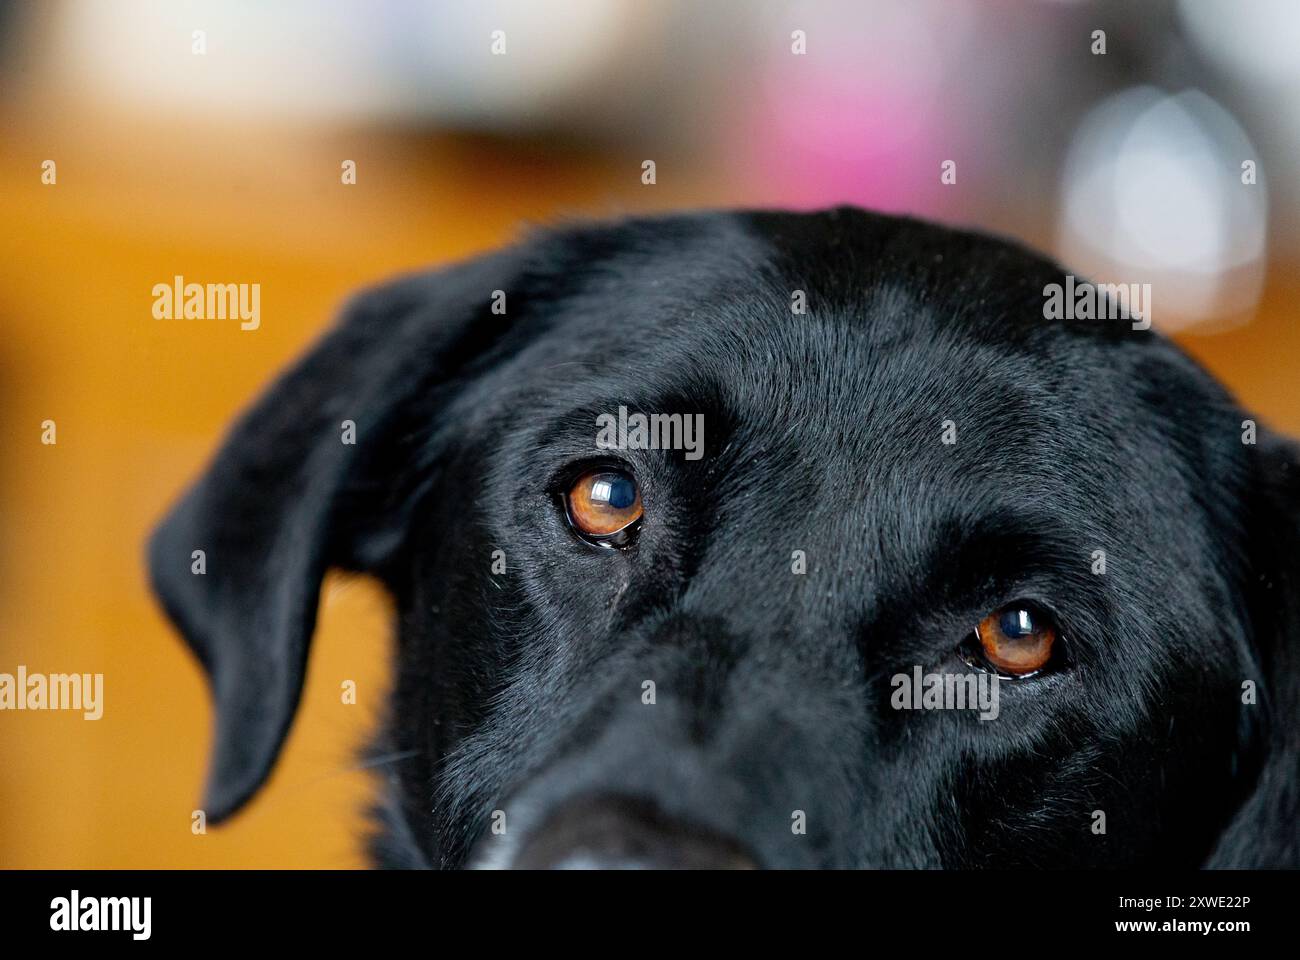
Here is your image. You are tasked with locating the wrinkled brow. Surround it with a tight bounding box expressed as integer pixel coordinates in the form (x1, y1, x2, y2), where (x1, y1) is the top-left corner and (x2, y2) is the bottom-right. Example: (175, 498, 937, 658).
(922, 507, 1105, 613)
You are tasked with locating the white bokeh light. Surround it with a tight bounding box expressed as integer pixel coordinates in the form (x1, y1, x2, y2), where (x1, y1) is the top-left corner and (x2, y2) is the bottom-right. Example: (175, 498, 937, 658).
(1058, 87, 1267, 331)
(1178, 0, 1300, 88)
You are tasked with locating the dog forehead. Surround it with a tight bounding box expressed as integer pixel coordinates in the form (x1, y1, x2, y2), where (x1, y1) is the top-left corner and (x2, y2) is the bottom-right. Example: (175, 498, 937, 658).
(704, 307, 1066, 443)
(514, 280, 1104, 481)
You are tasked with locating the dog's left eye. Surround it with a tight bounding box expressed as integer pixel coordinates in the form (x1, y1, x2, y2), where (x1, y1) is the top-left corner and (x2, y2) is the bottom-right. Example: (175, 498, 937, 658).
(564, 468, 643, 544)
(963, 602, 1060, 678)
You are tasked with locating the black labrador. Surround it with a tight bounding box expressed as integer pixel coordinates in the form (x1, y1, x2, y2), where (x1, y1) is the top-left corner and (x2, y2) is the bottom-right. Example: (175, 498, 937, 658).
(149, 207, 1299, 868)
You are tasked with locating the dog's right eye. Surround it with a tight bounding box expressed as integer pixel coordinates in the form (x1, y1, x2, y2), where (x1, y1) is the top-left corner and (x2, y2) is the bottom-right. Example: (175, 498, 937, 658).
(564, 469, 643, 545)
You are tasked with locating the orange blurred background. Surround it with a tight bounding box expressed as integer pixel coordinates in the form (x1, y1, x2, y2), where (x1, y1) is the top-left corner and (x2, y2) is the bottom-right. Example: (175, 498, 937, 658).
(1, 0, 1296, 867)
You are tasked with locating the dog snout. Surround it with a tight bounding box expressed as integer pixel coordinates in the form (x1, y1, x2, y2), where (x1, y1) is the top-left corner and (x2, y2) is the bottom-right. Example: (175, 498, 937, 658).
(508, 795, 758, 870)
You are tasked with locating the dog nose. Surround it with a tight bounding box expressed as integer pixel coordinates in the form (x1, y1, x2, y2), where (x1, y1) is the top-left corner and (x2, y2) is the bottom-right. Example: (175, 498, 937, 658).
(510, 795, 758, 869)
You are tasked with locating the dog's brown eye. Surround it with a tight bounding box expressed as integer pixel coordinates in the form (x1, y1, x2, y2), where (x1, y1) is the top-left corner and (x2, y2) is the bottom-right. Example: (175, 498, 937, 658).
(565, 469, 642, 542)
(973, 604, 1057, 677)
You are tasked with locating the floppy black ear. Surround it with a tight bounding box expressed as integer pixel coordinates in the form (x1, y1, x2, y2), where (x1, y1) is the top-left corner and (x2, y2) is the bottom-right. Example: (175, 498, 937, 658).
(1208, 427, 1300, 867)
(148, 245, 539, 822)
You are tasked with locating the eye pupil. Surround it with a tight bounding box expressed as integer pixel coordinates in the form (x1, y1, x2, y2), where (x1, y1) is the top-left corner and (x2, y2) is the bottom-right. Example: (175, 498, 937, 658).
(999, 608, 1034, 638)
(593, 476, 636, 510)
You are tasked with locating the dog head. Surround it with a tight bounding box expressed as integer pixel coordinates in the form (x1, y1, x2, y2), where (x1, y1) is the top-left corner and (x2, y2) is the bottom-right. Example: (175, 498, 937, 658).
(150, 208, 1299, 868)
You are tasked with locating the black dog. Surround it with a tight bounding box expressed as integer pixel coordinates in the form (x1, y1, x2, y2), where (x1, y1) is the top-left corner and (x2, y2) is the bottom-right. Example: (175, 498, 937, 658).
(149, 207, 1298, 868)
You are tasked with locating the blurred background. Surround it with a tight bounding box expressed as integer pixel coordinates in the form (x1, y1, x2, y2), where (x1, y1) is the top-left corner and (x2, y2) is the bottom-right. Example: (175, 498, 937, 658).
(1, 0, 1296, 867)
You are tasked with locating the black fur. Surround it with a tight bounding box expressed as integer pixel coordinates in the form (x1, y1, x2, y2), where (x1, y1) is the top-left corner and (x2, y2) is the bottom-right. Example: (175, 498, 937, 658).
(149, 207, 1299, 868)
